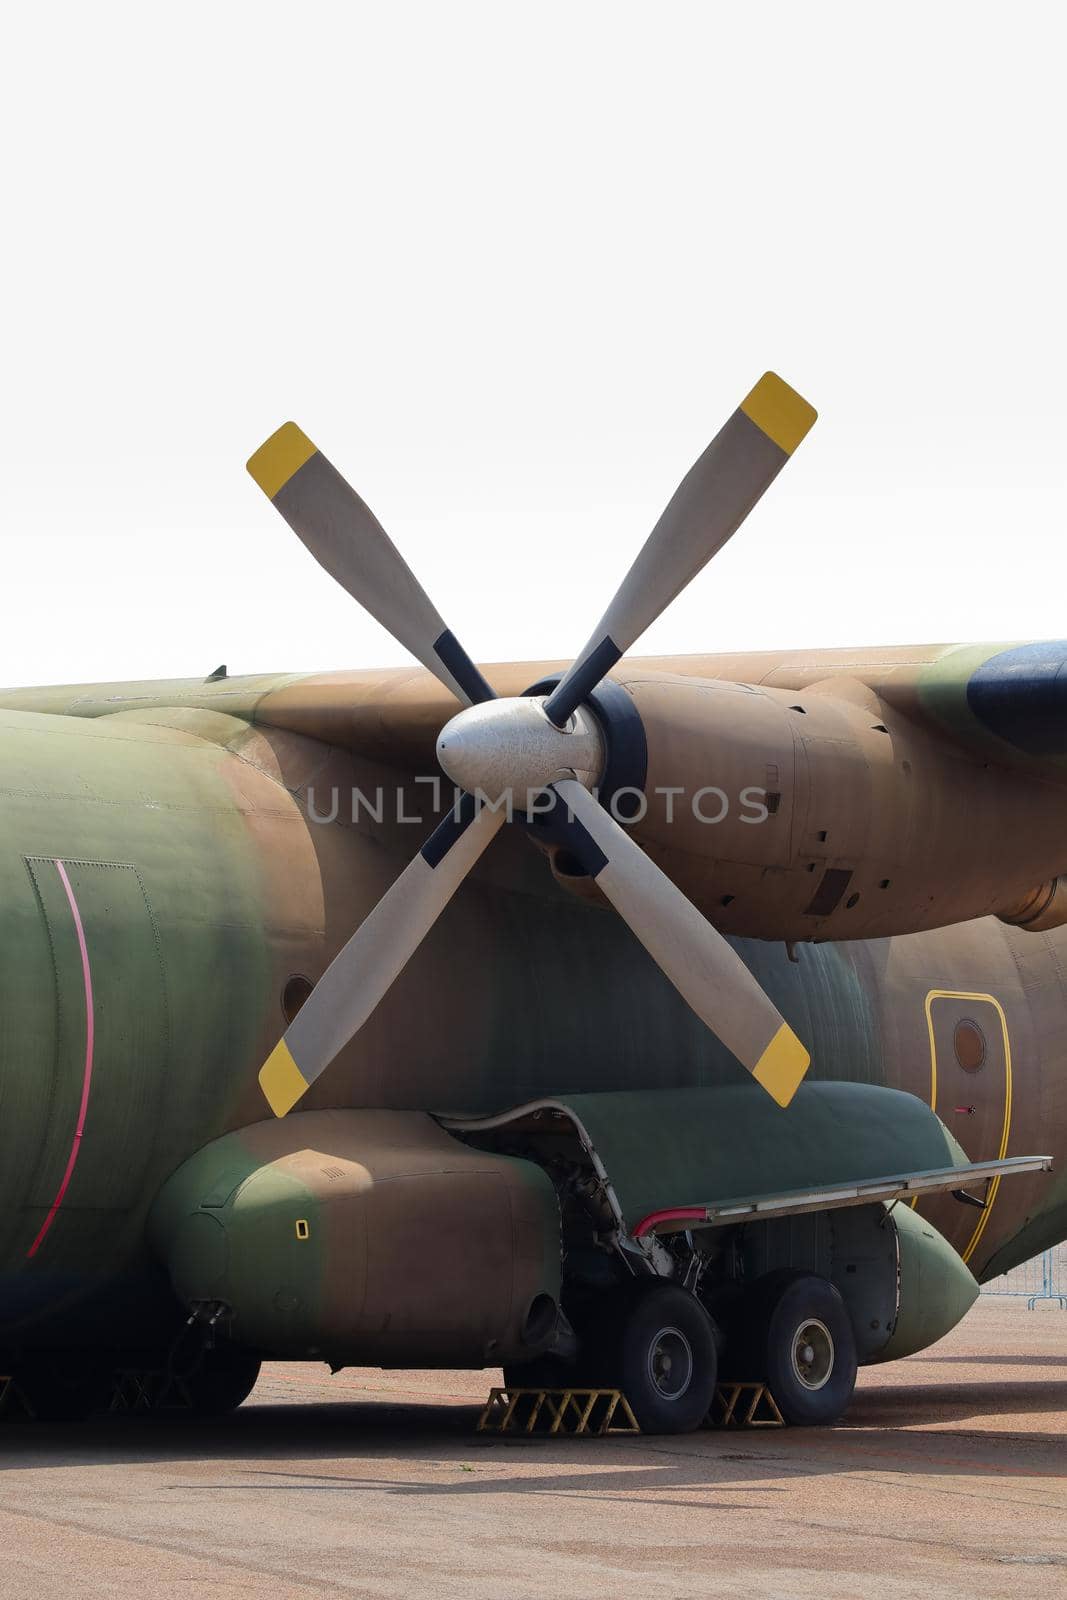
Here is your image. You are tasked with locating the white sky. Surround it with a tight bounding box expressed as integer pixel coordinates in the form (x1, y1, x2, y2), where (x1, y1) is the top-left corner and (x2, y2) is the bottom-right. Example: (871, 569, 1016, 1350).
(2, 4, 1064, 689)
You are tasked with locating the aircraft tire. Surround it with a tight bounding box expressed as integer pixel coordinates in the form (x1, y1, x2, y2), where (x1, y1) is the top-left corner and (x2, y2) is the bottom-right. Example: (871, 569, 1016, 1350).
(180, 1347, 262, 1417)
(756, 1272, 857, 1426)
(611, 1283, 718, 1434)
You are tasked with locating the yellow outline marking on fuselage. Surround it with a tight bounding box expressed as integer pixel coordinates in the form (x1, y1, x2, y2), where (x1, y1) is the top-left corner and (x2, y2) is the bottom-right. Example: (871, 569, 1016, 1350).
(922, 990, 1012, 1264)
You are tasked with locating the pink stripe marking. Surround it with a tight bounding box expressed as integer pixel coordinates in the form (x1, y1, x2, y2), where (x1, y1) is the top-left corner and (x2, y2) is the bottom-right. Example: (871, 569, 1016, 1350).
(26, 860, 96, 1259)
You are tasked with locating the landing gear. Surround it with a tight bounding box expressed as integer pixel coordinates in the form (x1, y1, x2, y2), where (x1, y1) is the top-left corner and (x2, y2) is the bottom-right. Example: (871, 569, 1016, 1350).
(612, 1284, 718, 1433)
(737, 1271, 857, 1426)
(6, 1343, 261, 1423)
(507, 1270, 855, 1431)
(505, 1283, 718, 1435)
(109, 1347, 262, 1417)
(611, 1285, 716, 1433)
(174, 1346, 261, 1417)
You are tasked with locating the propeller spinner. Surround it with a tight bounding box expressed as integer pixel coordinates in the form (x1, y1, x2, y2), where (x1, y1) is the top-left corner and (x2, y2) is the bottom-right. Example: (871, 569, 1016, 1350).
(247, 373, 816, 1117)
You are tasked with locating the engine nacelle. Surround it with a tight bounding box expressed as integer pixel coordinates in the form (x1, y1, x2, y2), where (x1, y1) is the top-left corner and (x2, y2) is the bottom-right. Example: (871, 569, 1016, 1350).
(553, 671, 1067, 943)
(998, 877, 1067, 933)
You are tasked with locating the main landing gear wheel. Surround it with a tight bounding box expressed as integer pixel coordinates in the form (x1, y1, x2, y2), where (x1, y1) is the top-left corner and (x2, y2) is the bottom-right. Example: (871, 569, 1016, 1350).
(753, 1272, 857, 1426)
(178, 1348, 261, 1417)
(612, 1284, 718, 1434)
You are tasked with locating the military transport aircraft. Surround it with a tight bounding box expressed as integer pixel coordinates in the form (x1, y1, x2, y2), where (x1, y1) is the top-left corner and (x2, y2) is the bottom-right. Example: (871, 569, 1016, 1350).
(1, 374, 1062, 1433)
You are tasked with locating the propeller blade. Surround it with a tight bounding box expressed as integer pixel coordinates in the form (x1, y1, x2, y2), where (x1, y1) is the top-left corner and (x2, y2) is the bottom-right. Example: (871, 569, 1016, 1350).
(247, 422, 494, 707)
(552, 779, 810, 1106)
(259, 797, 506, 1116)
(544, 373, 816, 726)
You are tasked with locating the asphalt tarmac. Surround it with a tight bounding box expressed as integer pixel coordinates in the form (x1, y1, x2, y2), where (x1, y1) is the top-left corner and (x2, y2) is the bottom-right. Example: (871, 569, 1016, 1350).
(1, 1297, 1065, 1599)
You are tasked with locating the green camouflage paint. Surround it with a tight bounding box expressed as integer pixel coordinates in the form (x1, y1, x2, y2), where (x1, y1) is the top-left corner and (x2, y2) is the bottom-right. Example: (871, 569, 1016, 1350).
(2, 654, 1067, 1364)
(0, 708, 279, 1343)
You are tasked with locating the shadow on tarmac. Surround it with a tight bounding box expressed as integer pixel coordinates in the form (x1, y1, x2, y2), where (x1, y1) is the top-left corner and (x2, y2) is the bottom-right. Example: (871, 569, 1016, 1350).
(3, 1374, 1066, 1486)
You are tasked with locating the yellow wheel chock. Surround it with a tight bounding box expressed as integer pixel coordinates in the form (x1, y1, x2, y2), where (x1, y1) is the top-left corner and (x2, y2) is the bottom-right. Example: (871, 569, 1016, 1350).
(706, 1381, 785, 1428)
(477, 1387, 640, 1436)
(477, 1380, 785, 1435)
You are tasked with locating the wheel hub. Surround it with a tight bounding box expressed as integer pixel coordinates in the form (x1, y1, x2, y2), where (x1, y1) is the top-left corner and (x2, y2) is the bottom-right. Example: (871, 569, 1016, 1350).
(646, 1325, 694, 1401)
(789, 1317, 834, 1391)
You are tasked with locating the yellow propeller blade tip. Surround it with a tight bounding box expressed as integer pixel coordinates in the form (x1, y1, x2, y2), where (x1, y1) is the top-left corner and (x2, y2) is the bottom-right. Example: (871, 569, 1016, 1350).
(258, 1038, 309, 1118)
(751, 1023, 811, 1108)
(740, 373, 817, 456)
(246, 421, 317, 500)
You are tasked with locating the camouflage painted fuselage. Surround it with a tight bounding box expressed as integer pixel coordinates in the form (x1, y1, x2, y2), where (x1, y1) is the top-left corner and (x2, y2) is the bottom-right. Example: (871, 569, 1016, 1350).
(1, 639, 1066, 1358)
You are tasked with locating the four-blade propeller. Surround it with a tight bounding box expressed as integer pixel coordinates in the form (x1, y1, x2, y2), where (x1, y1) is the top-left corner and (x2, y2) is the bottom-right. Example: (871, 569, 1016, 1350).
(248, 373, 817, 1117)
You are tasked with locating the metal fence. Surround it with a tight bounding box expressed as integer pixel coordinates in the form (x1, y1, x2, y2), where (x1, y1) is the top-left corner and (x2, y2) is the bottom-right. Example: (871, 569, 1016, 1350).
(980, 1243, 1067, 1309)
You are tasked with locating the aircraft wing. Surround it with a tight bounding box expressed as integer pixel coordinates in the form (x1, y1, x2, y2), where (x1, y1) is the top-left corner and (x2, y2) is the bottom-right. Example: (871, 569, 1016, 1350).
(3, 636, 1065, 779)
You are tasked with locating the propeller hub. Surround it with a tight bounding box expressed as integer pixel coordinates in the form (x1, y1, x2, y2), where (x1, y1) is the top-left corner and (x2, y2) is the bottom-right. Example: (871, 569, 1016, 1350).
(436, 696, 604, 804)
